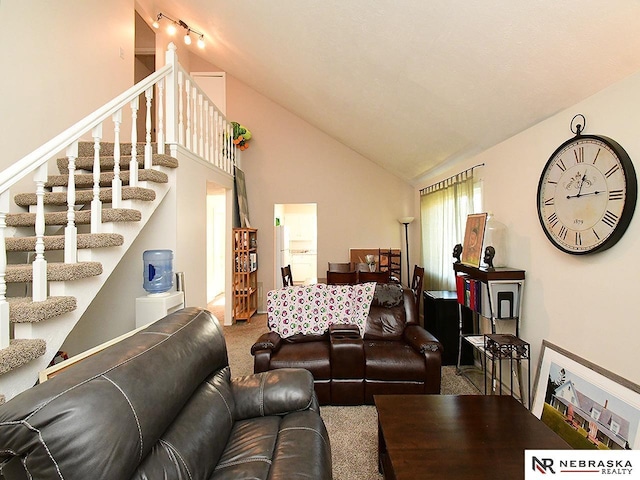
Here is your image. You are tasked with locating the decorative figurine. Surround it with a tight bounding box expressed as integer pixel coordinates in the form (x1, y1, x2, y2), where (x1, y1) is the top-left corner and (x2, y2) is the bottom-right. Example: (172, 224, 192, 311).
(453, 243, 463, 263)
(483, 246, 496, 270)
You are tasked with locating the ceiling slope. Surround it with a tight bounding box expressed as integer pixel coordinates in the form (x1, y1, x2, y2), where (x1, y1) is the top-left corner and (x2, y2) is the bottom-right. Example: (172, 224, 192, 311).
(147, 0, 640, 183)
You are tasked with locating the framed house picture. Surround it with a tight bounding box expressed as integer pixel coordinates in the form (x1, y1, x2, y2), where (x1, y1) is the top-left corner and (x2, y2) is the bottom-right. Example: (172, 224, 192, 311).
(461, 213, 487, 268)
(532, 340, 640, 449)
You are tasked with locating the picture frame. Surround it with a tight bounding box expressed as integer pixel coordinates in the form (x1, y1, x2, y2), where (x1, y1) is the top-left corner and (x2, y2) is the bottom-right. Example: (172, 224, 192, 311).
(532, 340, 640, 449)
(461, 212, 487, 268)
(234, 166, 251, 228)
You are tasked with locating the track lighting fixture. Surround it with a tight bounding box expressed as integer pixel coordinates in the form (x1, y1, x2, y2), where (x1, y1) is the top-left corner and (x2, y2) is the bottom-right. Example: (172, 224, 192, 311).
(153, 13, 205, 48)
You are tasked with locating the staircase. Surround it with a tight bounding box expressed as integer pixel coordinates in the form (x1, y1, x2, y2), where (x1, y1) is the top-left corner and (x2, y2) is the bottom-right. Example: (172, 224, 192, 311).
(0, 43, 237, 403)
(0, 141, 178, 402)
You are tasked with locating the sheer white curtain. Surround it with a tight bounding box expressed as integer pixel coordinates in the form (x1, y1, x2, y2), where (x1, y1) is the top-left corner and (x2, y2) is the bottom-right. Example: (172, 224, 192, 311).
(420, 170, 478, 291)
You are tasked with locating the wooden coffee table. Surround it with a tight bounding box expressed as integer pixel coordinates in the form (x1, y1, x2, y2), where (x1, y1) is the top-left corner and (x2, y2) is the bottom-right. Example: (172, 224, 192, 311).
(375, 395, 570, 480)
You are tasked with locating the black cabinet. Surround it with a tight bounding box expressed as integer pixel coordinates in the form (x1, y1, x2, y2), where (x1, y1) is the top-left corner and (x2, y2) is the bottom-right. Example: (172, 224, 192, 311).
(423, 291, 473, 366)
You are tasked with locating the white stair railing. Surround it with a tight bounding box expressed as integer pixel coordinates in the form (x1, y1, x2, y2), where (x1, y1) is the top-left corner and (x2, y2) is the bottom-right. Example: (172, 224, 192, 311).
(91, 125, 103, 233)
(0, 42, 236, 355)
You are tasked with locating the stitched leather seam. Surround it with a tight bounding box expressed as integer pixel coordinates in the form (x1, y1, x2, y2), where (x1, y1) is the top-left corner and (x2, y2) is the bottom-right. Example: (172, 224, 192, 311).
(215, 456, 272, 470)
(101, 375, 144, 463)
(22, 309, 211, 422)
(0, 420, 63, 479)
(159, 439, 193, 480)
(280, 426, 330, 450)
(259, 372, 266, 417)
(209, 386, 233, 423)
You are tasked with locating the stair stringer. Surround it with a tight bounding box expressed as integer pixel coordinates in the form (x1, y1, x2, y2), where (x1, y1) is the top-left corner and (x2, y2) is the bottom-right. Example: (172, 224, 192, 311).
(0, 169, 174, 401)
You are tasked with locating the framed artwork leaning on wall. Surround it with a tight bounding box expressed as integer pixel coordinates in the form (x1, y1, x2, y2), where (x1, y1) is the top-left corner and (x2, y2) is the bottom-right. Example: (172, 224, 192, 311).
(532, 340, 640, 450)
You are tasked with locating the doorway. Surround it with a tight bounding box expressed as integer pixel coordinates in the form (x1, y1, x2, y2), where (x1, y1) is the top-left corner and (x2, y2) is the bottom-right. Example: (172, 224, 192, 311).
(134, 11, 156, 141)
(274, 204, 318, 287)
(207, 183, 227, 319)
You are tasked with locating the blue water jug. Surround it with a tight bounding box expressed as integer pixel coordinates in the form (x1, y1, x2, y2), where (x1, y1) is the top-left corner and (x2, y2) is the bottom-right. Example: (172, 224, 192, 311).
(143, 250, 174, 294)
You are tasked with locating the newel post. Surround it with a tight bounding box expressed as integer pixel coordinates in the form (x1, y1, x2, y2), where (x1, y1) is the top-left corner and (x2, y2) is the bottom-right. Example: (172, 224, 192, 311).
(164, 43, 179, 154)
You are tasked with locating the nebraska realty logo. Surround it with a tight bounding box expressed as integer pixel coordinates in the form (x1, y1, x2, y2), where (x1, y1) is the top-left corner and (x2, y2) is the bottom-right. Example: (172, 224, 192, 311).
(525, 450, 640, 479)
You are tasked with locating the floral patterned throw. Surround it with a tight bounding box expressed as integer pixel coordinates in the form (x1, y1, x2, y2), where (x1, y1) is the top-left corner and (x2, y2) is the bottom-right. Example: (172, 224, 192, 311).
(266, 283, 376, 338)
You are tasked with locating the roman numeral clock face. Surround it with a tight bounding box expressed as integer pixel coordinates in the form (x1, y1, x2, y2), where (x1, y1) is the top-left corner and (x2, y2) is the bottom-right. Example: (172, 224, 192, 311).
(537, 135, 637, 254)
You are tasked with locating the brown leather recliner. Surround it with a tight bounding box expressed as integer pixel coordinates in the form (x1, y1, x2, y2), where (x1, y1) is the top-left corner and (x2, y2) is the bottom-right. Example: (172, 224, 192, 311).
(252, 287, 443, 405)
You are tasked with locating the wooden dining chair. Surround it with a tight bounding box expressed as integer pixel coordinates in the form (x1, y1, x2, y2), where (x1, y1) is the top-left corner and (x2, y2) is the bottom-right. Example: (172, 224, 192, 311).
(357, 270, 391, 284)
(326, 270, 358, 285)
(411, 265, 425, 312)
(281, 265, 293, 287)
(328, 262, 352, 272)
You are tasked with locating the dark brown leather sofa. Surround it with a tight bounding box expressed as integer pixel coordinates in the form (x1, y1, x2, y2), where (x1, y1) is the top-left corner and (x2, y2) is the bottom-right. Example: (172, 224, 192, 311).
(0, 308, 332, 480)
(252, 287, 443, 405)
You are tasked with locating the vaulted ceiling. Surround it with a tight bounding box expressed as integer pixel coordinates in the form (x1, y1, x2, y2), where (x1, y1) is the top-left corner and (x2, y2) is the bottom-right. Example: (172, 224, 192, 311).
(147, 1, 640, 184)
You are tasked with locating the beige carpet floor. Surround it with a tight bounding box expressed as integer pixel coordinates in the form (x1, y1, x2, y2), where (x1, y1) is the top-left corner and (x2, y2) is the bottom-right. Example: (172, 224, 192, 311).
(215, 309, 480, 480)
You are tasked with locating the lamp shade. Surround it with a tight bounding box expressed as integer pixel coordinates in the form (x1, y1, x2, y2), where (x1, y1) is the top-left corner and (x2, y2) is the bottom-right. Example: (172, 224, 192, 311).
(398, 216, 415, 225)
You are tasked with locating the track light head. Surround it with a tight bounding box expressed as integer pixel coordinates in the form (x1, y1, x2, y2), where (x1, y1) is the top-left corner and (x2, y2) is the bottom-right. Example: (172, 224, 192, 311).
(153, 13, 204, 48)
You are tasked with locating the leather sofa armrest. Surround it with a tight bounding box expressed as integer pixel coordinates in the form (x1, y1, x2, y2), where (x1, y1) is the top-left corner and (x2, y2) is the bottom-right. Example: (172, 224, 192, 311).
(403, 324, 442, 354)
(329, 323, 360, 337)
(403, 324, 443, 394)
(250, 331, 283, 355)
(232, 368, 317, 420)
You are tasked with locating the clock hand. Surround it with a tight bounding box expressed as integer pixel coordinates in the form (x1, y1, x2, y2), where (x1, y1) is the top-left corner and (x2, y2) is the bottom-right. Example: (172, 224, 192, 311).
(577, 173, 587, 196)
(577, 190, 602, 197)
(566, 173, 588, 199)
(566, 190, 602, 199)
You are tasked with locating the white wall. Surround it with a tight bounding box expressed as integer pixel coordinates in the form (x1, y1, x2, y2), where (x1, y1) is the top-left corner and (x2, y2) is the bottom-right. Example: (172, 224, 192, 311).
(418, 70, 640, 387)
(0, 0, 134, 167)
(225, 76, 417, 299)
(174, 149, 234, 310)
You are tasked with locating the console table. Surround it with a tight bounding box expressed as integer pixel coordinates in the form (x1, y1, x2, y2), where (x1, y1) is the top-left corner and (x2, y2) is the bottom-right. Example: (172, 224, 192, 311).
(454, 263, 527, 404)
(375, 395, 569, 480)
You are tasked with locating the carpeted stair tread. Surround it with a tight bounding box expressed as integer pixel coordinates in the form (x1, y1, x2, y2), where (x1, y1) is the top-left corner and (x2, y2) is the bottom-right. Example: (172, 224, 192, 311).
(6, 262, 103, 282)
(46, 169, 168, 188)
(6, 233, 124, 252)
(6, 208, 142, 227)
(8, 296, 77, 323)
(57, 154, 178, 174)
(0, 338, 47, 375)
(0, 394, 4, 405)
(14, 186, 155, 207)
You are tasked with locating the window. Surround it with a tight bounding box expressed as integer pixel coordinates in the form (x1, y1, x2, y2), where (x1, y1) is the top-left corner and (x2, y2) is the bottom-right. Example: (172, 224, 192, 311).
(610, 420, 620, 435)
(420, 169, 483, 290)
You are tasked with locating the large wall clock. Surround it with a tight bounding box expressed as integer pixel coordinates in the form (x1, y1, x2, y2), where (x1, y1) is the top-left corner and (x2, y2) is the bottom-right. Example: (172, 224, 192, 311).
(537, 126, 637, 255)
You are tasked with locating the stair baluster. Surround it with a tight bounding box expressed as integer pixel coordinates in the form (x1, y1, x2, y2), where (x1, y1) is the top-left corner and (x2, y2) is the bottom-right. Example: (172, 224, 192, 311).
(226, 121, 234, 171)
(0, 191, 8, 349)
(208, 103, 214, 164)
(64, 142, 78, 264)
(157, 78, 165, 155)
(197, 91, 204, 157)
(144, 87, 153, 169)
(214, 110, 220, 168)
(112, 110, 122, 209)
(91, 125, 102, 233)
(129, 98, 139, 188)
(33, 164, 48, 302)
(185, 78, 192, 150)
(177, 72, 184, 147)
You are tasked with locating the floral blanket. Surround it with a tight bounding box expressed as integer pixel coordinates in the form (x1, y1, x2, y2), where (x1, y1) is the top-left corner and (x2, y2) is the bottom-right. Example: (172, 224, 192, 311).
(266, 283, 376, 338)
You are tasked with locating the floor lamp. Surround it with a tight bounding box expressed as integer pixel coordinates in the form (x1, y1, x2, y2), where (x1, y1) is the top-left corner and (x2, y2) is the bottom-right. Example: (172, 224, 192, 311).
(398, 217, 414, 285)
